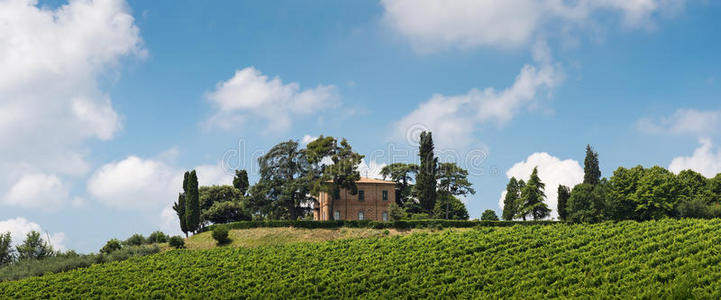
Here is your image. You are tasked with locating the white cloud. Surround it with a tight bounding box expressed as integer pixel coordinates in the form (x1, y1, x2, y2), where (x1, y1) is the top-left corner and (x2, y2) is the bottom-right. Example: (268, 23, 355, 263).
(669, 138, 721, 178)
(498, 152, 584, 219)
(394, 47, 562, 149)
(2, 173, 69, 211)
(302, 135, 319, 145)
(0, 217, 66, 251)
(205, 67, 340, 132)
(380, 0, 686, 52)
(357, 159, 387, 180)
(0, 0, 143, 209)
(637, 108, 721, 136)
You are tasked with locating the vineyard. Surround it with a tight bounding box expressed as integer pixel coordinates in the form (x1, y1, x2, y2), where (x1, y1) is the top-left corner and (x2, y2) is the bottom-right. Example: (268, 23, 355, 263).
(2, 219, 721, 298)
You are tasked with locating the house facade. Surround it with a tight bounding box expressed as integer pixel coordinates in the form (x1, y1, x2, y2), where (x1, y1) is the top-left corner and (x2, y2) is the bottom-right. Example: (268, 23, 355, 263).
(313, 177, 396, 222)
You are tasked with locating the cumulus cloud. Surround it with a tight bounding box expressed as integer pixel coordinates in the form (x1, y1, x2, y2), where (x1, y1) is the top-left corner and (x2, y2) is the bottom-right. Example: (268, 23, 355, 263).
(357, 159, 387, 179)
(394, 44, 562, 149)
(0, 0, 144, 209)
(2, 173, 69, 211)
(669, 138, 721, 178)
(380, 0, 686, 52)
(0, 217, 66, 251)
(498, 152, 584, 219)
(637, 108, 721, 136)
(205, 67, 340, 132)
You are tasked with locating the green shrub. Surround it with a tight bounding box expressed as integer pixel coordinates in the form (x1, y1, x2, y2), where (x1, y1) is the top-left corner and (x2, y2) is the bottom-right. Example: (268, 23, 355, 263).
(212, 227, 230, 245)
(168, 236, 185, 249)
(123, 234, 146, 246)
(147, 231, 169, 244)
(100, 239, 122, 255)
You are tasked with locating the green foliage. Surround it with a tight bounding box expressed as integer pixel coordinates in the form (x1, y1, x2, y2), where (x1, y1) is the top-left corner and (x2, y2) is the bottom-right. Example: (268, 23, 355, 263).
(15, 231, 54, 261)
(211, 227, 230, 245)
(436, 162, 475, 197)
(203, 201, 251, 224)
(566, 183, 609, 223)
(0, 232, 13, 266)
(517, 168, 551, 220)
(186, 170, 201, 233)
(173, 192, 188, 236)
(199, 185, 243, 212)
(557, 185, 571, 221)
(380, 163, 418, 206)
(4, 220, 721, 298)
(256, 140, 314, 220)
(123, 234, 146, 247)
(415, 131, 437, 213)
(502, 177, 522, 220)
(202, 219, 557, 232)
(432, 191, 469, 220)
(233, 169, 250, 196)
(147, 231, 169, 244)
(583, 144, 601, 185)
(387, 202, 407, 221)
(168, 236, 185, 249)
(481, 209, 499, 221)
(99, 239, 122, 255)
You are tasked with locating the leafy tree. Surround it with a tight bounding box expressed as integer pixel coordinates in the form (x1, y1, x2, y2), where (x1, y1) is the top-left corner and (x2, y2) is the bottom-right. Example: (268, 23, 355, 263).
(481, 209, 499, 221)
(432, 191, 469, 220)
(147, 231, 169, 244)
(0, 232, 13, 266)
(100, 239, 122, 254)
(173, 193, 188, 237)
(203, 201, 251, 224)
(584, 145, 601, 185)
(415, 131, 438, 213)
(708, 173, 721, 203)
(436, 162, 475, 219)
(168, 236, 185, 249)
(257, 140, 314, 220)
(566, 182, 609, 223)
(306, 136, 364, 220)
(233, 170, 250, 196)
(199, 185, 244, 224)
(633, 166, 678, 220)
(123, 234, 146, 246)
(16, 231, 54, 260)
(380, 163, 418, 206)
(502, 177, 521, 220)
(557, 185, 571, 221)
(517, 167, 551, 220)
(388, 202, 407, 221)
(186, 170, 200, 233)
(608, 166, 645, 220)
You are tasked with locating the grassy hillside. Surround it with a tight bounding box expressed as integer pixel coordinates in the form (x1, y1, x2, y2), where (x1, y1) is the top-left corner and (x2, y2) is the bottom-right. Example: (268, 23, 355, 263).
(2, 219, 720, 298)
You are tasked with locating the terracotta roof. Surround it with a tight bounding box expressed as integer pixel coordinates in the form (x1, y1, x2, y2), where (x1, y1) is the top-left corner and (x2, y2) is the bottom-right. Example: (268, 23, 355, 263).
(356, 177, 396, 184)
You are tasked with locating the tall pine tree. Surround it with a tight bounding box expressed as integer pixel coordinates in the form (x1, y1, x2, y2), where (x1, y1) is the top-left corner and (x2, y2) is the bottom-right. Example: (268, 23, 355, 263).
(185, 170, 200, 234)
(415, 131, 437, 213)
(557, 184, 571, 221)
(502, 177, 521, 220)
(584, 145, 601, 185)
(233, 169, 250, 196)
(172, 193, 188, 237)
(517, 167, 551, 220)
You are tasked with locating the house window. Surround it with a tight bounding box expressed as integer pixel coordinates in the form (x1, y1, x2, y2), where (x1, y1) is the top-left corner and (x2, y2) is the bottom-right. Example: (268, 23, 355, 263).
(333, 189, 340, 200)
(358, 190, 365, 201)
(382, 211, 389, 222)
(334, 210, 341, 220)
(358, 211, 364, 220)
(382, 190, 388, 201)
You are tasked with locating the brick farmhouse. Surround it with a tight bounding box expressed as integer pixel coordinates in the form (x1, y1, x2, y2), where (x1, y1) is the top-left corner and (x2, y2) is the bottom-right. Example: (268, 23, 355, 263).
(313, 177, 396, 221)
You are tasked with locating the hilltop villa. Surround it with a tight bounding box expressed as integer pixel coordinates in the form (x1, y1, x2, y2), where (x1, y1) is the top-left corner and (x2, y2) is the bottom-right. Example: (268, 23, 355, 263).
(313, 177, 397, 222)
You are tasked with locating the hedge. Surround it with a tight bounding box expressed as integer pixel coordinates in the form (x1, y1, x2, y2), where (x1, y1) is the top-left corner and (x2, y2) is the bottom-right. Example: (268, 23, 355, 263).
(201, 219, 561, 232)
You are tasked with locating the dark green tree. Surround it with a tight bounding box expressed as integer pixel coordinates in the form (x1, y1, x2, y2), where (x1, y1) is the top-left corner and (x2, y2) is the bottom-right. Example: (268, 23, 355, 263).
(432, 191, 469, 220)
(199, 185, 243, 213)
(306, 136, 364, 220)
(633, 166, 678, 220)
(415, 131, 438, 213)
(172, 192, 188, 237)
(203, 201, 251, 224)
(0, 232, 13, 266)
(481, 209, 499, 221)
(233, 170, 250, 196)
(502, 177, 521, 220)
(584, 145, 601, 185)
(437, 162, 475, 219)
(608, 166, 645, 220)
(566, 182, 609, 223)
(517, 167, 551, 220)
(16, 231, 54, 260)
(185, 170, 200, 233)
(100, 239, 122, 254)
(257, 140, 313, 220)
(557, 185, 571, 221)
(380, 163, 418, 206)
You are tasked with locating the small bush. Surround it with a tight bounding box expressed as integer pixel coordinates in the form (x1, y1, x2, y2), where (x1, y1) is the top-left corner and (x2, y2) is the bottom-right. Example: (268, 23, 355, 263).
(168, 236, 185, 249)
(100, 239, 122, 255)
(123, 234, 146, 246)
(212, 227, 230, 245)
(147, 231, 169, 244)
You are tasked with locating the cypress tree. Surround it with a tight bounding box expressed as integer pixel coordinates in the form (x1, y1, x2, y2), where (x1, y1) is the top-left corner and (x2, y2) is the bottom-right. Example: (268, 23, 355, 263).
(233, 169, 250, 196)
(416, 131, 437, 213)
(584, 145, 601, 185)
(185, 170, 200, 234)
(557, 184, 571, 221)
(517, 167, 551, 220)
(502, 177, 521, 220)
(172, 193, 188, 237)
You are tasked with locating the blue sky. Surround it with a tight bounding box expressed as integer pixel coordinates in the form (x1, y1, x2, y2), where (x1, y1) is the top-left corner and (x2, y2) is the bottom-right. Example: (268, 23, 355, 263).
(1, 0, 720, 252)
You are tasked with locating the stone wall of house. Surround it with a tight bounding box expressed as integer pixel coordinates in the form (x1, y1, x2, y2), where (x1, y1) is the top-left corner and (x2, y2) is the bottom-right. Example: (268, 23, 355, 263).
(315, 182, 396, 221)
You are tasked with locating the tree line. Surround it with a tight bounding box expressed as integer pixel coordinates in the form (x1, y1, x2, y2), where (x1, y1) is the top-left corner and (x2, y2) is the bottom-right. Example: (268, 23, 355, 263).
(172, 131, 476, 235)
(503, 145, 721, 222)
